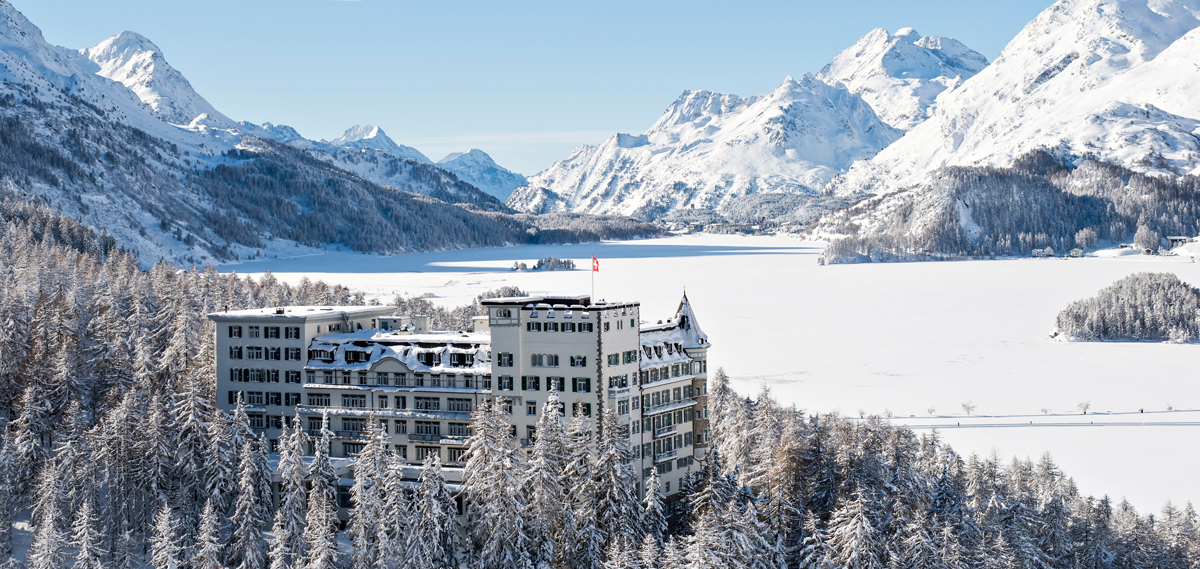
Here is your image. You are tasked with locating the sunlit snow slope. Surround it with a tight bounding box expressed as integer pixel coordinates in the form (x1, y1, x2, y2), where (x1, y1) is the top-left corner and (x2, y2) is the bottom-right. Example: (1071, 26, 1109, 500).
(836, 0, 1200, 198)
(508, 75, 903, 219)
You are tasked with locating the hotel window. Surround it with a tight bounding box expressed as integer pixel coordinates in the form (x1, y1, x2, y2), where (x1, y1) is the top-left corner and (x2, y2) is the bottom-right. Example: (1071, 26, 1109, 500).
(545, 322, 559, 332)
(266, 369, 279, 382)
(358, 372, 368, 385)
(268, 392, 282, 406)
(571, 378, 591, 393)
(286, 326, 300, 339)
(548, 377, 565, 391)
(247, 347, 263, 360)
(344, 443, 365, 456)
(603, 322, 610, 332)
(341, 371, 351, 385)
(229, 346, 243, 359)
(579, 323, 593, 333)
(414, 397, 440, 411)
(249, 326, 260, 338)
(248, 369, 262, 383)
(498, 376, 514, 391)
(562, 322, 576, 332)
(448, 398, 473, 412)
(285, 348, 301, 361)
(607, 354, 619, 366)
(416, 447, 439, 461)
(449, 423, 471, 437)
(229, 325, 242, 338)
(415, 421, 441, 436)
(247, 414, 265, 429)
(245, 392, 264, 405)
(308, 393, 330, 407)
(267, 347, 281, 361)
(395, 420, 407, 434)
(342, 394, 367, 408)
(265, 326, 280, 339)
(526, 400, 537, 416)
(617, 320, 624, 330)
(285, 393, 301, 406)
(497, 353, 513, 367)
(684, 385, 694, 398)
(526, 322, 542, 332)
(617, 399, 629, 415)
(570, 356, 587, 367)
(342, 418, 365, 433)
(449, 448, 466, 463)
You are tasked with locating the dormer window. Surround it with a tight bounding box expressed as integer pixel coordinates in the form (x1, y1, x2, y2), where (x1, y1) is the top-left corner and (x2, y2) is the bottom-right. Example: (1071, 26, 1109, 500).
(496, 308, 512, 318)
(530, 309, 539, 318)
(547, 309, 556, 318)
(565, 310, 573, 319)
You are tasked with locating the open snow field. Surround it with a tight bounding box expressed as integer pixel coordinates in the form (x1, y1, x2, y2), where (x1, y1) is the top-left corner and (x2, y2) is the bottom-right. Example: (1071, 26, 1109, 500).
(223, 234, 1200, 512)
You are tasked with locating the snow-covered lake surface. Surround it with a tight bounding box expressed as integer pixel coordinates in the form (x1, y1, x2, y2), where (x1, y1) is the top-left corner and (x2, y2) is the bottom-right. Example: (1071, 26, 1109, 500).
(222, 234, 1200, 512)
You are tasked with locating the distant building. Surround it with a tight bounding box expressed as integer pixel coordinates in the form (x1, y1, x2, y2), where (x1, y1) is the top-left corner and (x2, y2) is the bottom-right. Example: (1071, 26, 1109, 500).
(208, 293, 712, 513)
(1167, 236, 1193, 248)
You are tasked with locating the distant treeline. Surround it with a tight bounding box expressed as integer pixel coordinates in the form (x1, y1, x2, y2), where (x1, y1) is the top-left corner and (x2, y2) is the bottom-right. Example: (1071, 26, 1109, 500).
(821, 151, 1200, 263)
(1056, 272, 1200, 342)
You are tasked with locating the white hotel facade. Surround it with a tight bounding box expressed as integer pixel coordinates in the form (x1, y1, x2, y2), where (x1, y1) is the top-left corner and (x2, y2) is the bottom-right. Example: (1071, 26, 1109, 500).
(208, 293, 712, 507)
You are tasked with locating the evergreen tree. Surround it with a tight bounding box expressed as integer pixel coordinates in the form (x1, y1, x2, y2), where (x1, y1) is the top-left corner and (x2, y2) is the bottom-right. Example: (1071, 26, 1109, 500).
(562, 407, 599, 569)
(594, 408, 639, 551)
(828, 487, 885, 569)
(150, 503, 183, 569)
(643, 469, 667, 547)
(191, 499, 224, 569)
(523, 390, 567, 569)
(348, 419, 385, 569)
(227, 439, 269, 569)
(462, 399, 529, 569)
(303, 417, 340, 569)
(69, 496, 105, 569)
(407, 453, 461, 569)
(269, 416, 308, 569)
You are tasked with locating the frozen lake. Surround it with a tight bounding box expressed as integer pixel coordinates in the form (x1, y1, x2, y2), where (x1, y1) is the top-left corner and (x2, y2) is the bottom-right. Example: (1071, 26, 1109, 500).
(223, 234, 1200, 512)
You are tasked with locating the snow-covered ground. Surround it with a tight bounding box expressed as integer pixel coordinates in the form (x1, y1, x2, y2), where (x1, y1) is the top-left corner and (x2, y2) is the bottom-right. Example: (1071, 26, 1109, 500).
(222, 234, 1200, 512)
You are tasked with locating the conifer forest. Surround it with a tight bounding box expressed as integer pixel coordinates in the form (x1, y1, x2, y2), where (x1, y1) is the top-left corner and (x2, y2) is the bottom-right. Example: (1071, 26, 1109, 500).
(0, 194, 1194, 569)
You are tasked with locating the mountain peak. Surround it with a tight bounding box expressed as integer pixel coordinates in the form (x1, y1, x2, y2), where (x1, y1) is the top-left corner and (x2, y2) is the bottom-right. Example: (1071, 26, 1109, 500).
(436, 148, 526, 202)
(816, 27, 988, 130)
(327, 124, 430, 163)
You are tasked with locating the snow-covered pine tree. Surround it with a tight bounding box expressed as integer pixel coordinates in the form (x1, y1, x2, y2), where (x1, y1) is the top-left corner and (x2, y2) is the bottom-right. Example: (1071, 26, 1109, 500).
(562, 406, 599, 569)
(828, 487, 885, 569)
(796, 513, 836, 569)
(205, 402, 238, 519)
(523, 389, 567, 569)
(0, 443, 12, 559)
(150, 503, 183, 569)
(227, 439, 269, 569)
(269, 416, 308, 569)
(636, 533, 660, 569)
(407, 453, 461, 569)
(642, 469, 666, 547)
(348, 418, 385, 569)
(594, 408, 640, 552)
(660, 536, 688, 569)
(69, 496, 105, 569)
(600, 538, 635, 569)
(191, 499, 224, 569)
(376, 452, 413, 569)
(462, 398, 530, 569)
(303, 417, 340, 569)
(171, 362, 214, 537)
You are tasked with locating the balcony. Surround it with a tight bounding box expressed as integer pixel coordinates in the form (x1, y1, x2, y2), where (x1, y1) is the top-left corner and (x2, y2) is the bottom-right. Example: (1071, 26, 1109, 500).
(652, 426, 676, 438)
(408, 433, 442, 442)
(607, 387, 630, 398)
(653, 451, 677, 464)
(334, 430, 369, 440)
(642, 397, 695, 417)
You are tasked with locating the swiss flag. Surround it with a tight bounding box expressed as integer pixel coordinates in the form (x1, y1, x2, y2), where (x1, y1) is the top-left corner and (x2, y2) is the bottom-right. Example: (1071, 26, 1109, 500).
(592, 257, 599, 272)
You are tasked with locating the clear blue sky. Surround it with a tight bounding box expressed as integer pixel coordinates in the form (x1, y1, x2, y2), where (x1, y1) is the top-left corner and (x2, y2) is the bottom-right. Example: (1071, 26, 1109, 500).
(14, 0, 1052, 175)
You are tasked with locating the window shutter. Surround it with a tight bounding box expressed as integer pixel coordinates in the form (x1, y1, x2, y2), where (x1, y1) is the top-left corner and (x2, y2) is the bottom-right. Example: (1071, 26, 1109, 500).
(532, 377, 540, 391)
(571, 378, 578, 392)
(521, 376, 528, 390)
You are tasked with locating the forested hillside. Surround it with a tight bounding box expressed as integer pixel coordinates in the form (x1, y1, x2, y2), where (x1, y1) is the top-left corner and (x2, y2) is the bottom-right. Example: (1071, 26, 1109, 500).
(1055, 273, 1200, 342)
(0, 196, 1193, 569)
(819, 151, 1200, 263)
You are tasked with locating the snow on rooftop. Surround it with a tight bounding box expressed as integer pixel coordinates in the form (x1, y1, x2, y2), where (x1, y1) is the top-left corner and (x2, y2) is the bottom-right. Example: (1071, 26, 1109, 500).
(208, 305, 396, 319)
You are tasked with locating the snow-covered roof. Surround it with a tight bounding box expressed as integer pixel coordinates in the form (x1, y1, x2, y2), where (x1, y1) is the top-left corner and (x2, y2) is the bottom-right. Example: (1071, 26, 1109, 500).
(306, 331, 491, 375)
(640, 292, 708, 349)
(482, 295, 638, 310)
(208, 305, 396, 320)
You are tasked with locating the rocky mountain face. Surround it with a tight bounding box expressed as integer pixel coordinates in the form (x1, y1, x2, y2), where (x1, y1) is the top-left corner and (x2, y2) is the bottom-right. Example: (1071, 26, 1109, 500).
(437, 149, 527, 202)
(507, 75, 903, 220)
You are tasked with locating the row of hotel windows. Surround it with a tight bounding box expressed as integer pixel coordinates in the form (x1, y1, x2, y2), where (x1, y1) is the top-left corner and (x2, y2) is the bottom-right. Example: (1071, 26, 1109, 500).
(229, 325, 301, 339)
(230, 369, 300, 383)
(229, 346, 303, 360)
(303, 371, 491, 389)
(525, 321, 595, 333)
(228, 390, 476, 413)
(494, 376, 592, 393)
(642, 361, 702, 383)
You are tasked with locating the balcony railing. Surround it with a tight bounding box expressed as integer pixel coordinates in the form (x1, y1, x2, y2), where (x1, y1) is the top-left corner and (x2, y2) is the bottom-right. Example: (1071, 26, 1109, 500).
(607, 387, 630, 398)
(408, 433, 442, 442)
(653, 451, 677, 464)
(642, 397, 695, 416)
(334, 430, 368, 440)
(652, 426, 676, 438)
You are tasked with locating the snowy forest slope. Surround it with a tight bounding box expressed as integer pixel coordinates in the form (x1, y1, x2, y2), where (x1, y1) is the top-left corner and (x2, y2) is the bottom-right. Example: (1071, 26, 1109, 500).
(0, 0, 652, 264)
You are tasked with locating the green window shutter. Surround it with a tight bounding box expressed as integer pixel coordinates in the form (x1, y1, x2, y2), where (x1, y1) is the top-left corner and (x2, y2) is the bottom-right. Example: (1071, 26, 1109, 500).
(521, 376, 528, 390)
(532, 377, 540, 391)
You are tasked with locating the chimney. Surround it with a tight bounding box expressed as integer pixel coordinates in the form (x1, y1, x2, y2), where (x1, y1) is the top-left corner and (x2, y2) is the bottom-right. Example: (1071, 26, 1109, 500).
(276, 307, 285, 315)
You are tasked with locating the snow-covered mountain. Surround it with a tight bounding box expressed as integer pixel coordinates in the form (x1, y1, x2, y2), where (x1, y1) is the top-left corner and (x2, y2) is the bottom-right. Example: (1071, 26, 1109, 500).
(437, 149, 527, 201)
(327, 125, 430, 163)
(815, 28, 988, 130)
(508, 75, 903, 219)
(0, 0, 637, 264)
(80, 31, 233, 127)
(833, 0, 1200, 199)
